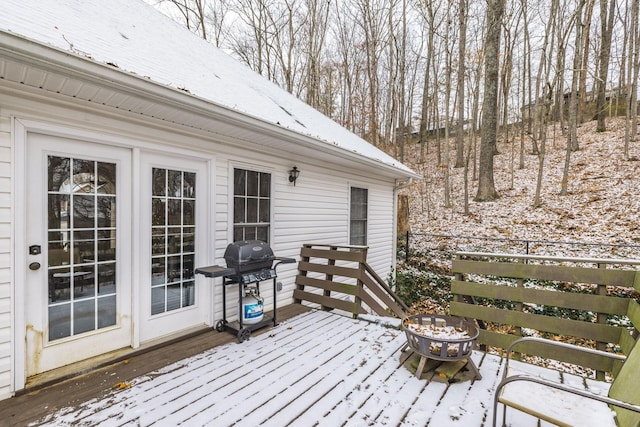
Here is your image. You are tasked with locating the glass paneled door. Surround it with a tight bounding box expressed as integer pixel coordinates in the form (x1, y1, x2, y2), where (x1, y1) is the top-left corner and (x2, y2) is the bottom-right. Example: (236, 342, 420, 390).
(139, 153, 209, 343)
(25, 134, 132, 377)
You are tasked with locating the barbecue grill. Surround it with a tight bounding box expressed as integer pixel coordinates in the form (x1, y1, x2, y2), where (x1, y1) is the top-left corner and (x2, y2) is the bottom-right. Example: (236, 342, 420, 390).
(195, 240, 295, 342)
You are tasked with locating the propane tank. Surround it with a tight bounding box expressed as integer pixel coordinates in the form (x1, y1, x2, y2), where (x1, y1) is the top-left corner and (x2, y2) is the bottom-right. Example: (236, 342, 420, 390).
(242, 288, 264, 324)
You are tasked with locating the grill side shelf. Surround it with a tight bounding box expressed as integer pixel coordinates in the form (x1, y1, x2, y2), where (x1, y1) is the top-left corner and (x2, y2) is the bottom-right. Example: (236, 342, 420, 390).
(195, 265, 236, 278)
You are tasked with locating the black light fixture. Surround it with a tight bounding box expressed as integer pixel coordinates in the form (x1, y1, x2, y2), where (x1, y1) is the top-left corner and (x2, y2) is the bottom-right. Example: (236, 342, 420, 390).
(288, 166, 300, 186)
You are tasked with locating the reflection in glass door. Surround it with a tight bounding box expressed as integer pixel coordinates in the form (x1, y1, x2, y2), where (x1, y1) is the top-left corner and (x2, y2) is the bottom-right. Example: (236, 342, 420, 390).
(47, 156, 117, 340)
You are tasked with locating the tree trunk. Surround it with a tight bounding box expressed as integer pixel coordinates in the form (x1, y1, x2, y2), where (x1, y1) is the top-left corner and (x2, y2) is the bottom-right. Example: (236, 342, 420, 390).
(595, 0, 616, 131)
(419, 2, 436, 163)
(455, 0, 467, 168)
(578, 0, 595, 124)
(625, 0, 639, 159)
(443, 2, 452, 208)
(562, 0, 586, 195)
(475, 0, 504, 202)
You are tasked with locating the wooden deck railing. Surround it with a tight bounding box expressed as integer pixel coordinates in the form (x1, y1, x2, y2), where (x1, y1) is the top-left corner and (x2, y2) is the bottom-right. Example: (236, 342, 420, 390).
(293, 243, 408, 318)
(451, 252, 640, 377)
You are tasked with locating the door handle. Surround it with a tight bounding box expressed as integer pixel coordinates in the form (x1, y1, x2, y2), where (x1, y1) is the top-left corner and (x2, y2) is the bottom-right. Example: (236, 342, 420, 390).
(29, 262, 41, 271)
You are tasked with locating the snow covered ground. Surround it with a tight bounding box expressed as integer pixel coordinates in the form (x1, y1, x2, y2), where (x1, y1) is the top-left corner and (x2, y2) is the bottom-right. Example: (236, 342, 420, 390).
(402, 118, 640, 259)
(33, 310, 613, 426)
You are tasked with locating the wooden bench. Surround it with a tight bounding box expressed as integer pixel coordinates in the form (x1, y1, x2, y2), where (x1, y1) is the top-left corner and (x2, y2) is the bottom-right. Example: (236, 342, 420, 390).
(449, 252, 640, 426)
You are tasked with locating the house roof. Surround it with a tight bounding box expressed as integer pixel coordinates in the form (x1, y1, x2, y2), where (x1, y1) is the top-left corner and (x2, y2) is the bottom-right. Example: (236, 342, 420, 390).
(0, 0, 418, 180)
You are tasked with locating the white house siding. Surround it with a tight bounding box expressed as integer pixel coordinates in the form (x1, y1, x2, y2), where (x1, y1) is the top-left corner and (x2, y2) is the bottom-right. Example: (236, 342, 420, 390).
(366, 180, 396, 276)
(0, 81, 403, 397)
(0, 113, 12, 400)
(208, 150, 398, 322)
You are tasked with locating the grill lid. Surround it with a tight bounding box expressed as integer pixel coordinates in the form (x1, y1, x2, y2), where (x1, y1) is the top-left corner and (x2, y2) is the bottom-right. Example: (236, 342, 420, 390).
(224, 240, 275, 272)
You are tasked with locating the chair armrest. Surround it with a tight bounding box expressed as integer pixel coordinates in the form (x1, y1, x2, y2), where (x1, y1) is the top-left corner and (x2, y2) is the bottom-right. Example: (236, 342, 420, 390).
(493, 373, 640, 427)
(498, 374, 640, 413)
(503, 336, 626, 378)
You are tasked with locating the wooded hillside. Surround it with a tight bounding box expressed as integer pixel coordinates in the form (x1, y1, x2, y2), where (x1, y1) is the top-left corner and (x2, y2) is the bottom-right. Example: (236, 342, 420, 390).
(401, 117, 639, 254)
(150, 0, 639, 166)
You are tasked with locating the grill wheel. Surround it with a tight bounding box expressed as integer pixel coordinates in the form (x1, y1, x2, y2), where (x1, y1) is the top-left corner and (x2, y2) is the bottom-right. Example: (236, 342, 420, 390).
(237, 328, 251, 342)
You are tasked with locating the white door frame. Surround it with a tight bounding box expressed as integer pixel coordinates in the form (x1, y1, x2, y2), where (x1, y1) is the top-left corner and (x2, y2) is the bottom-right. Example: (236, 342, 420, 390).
(13, 118, 138, 390)
(24, 131, 133, 377)
(138, 152, 211, 343)
(13, 118, 218, 392)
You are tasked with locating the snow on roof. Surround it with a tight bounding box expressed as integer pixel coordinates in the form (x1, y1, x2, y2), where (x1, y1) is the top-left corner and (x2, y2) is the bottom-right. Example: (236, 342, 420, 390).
(0, 0, 416, 176)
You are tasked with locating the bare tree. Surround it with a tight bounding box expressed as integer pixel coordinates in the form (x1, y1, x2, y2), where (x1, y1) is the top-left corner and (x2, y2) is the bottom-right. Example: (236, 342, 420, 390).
(333, 2, 360, 132)
(519, 0, 531, 170)
(578, 0, 595, 124)
(304, 0, 331, 107)
(355, 0, 387, 146)
(394, 0, 410, 163)
(500, 1, 522, 177)
(561, 0, 586, 196)
(550, 2, 573, 135)
(230, 0, 274, 77)
(263, 0, 304, 94)
(466, 1, 486, 185)
(443, 1, 454, 208)
(454, 0, 468, 169)
(158, 0, 210, 39)
(532, 0, 559, 208)
(475, 0, 504, 202)
(417, 1, 441, 162)
(595, 0, 616, 131)
(624, 0, 639, 159)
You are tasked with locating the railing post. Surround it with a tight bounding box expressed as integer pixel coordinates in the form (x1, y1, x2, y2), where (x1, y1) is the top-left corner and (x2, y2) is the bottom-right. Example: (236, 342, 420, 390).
(596, 262, 607, 381)
(354, 247, 368, 319)
(321, 246, 338, 312)
(405, 230, 410, 263)
(294, 243, 310, 304)
(515, 258, 524, 339)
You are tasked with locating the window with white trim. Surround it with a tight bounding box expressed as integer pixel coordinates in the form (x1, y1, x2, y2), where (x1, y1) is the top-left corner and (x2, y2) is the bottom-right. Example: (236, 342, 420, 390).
(233, 168, 271, 242)
(349, 187, 368, 246)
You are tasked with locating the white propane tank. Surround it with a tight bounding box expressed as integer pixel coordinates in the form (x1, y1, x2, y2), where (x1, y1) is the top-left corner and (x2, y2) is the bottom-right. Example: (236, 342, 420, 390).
(242, 290, 264, 324)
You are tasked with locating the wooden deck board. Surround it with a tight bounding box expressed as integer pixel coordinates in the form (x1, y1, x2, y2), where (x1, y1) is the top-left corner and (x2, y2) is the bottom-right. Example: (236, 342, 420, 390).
(0, 305, 614, 426)
(0, 304, 310, 426)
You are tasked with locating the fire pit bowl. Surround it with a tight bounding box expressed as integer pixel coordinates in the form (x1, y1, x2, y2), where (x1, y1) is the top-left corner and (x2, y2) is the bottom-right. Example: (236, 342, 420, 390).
(403, 314, 479, 361)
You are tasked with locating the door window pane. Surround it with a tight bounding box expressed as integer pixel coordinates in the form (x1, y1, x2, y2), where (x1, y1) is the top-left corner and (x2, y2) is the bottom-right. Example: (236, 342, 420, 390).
(49, 304, 71, 340)
(74, 299, 96, 335)
(47, 156, 118, 341)
(150, 168, 197, 314)
(48, 157, 70, 192)
(98, 295, 117, 328)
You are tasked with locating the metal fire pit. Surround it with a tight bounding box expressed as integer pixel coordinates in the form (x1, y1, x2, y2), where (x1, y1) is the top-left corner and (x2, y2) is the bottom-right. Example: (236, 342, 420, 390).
(403, 314, 482, 380)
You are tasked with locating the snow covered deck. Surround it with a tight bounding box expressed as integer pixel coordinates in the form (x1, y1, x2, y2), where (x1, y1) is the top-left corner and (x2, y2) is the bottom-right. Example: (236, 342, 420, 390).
(24, 309, 610, 426)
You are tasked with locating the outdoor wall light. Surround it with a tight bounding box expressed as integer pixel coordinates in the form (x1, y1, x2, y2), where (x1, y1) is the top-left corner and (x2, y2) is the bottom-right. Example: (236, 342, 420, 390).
(288, 166, 300, 186)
